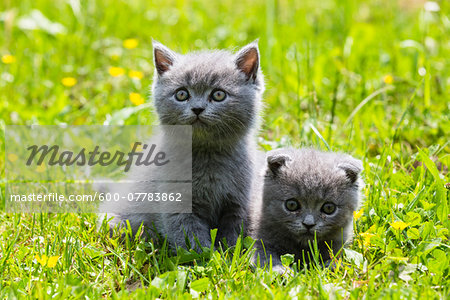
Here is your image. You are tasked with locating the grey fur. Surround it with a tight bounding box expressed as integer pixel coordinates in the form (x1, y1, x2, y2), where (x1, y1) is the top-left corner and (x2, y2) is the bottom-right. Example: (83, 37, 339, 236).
(248, 148, 363, 268)
(102, 41, 264, 249)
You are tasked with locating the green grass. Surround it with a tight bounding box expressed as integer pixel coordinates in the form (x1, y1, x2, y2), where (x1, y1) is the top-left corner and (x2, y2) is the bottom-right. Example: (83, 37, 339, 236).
(0, 0, 449, 298)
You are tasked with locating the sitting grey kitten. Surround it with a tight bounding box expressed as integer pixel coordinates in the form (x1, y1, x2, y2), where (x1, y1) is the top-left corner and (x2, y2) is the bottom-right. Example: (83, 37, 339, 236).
(102, 41, 264, 249)
(249, 148, 363, 270)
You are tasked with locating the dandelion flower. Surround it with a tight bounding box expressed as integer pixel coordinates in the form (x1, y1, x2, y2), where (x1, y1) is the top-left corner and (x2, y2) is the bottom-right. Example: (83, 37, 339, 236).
(123, 39, 139, 49)
(129, 92, 145, 105)
(353, 208, 364, 220)
(390, 221, 409, 230)
(35, 254, 48, 266)
(47, 256, 59, 268)
(1, 54, 16, 64)
(360, 232, 375, 247)
(61, 77, 77, 87)
(109, 67, 125, 77)
(383, 75, 394, 84)
(128, 70, 144, 80)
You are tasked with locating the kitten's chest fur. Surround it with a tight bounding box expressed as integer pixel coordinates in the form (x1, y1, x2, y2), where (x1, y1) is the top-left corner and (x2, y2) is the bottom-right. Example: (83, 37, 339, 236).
(191, 139, 252, 226)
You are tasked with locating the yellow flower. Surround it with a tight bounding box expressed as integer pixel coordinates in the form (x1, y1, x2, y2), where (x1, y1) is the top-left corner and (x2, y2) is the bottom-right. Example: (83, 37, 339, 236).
(36, 164, 46, 173)
(109, 66, 125, 77)
(111, 54, 120, 61)
(360, 232, 375, 247)
(7, 153, 18, 162)
(390, 221, 409, 230)
(61, 77, 77, 87)
(128, 70, 144, 80)
(123, 39, 139, 49)
(1, 54, 16, 64)
(383, 75, 394, 84)
(35, 254, 48, 266)
(129, 92, 145, 105)
(35, 255, 59, 267)
(353, 208, 364, 220)
(46, 256, 59, 268)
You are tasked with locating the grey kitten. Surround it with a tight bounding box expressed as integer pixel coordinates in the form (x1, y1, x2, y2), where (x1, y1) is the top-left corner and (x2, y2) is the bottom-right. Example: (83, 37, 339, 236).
(249, 148, 363, 269)
(103, 41, 264, 250)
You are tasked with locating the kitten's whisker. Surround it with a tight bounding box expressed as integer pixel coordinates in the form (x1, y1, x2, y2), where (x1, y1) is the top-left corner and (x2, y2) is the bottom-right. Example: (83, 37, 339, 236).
(223, 113, 246, 129)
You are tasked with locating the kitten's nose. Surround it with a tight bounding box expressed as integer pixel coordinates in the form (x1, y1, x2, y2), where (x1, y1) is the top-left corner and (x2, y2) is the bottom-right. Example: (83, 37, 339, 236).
(303, 215, 316, 230)
(303, 223, 315, 230)
(191, 107, 205, 116)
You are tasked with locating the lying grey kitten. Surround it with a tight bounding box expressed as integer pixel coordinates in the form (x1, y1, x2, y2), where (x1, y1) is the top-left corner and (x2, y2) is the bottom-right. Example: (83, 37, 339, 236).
(102, 41, 264, 249)
(249, 148, 363, 269)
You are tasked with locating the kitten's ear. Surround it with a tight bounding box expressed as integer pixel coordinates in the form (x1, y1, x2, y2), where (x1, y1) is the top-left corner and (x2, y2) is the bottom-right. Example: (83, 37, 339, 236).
(235, 40, 260, 82)
(337, 158, 363, 184)
(267, 153, 291, 176)
(153, 40, 177, 76)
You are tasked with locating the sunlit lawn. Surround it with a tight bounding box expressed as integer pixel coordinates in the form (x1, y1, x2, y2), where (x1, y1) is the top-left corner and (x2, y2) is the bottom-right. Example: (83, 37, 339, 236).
(0, 0, 449, 298)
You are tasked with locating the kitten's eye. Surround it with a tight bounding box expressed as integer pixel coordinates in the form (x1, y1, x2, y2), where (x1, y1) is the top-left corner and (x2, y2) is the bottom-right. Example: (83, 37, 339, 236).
(321, 202, 336, 215)
(210, 89, 227, 102)
(175, 88, 189, 101)
(285, 199, 300, 211)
